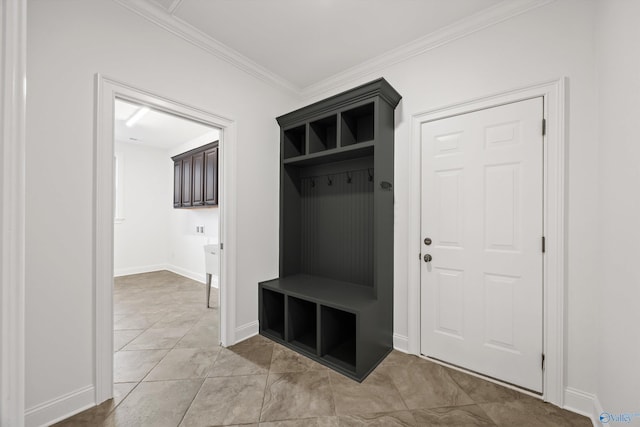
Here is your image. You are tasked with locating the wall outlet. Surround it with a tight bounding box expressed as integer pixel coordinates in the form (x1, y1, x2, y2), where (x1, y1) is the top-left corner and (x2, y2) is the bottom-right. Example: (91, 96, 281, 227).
(196, 225, 205, 234)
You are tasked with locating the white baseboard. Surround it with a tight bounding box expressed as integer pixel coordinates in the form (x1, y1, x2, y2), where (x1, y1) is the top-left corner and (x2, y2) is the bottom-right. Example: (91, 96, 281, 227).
(393, 333, 409, 353)
(25, 385, 94, 427)
(235, 321, 259, 344)
(564, 387, 601, 426)
(164, 264, 206, 284)
(593, 395, 605, 426)
(114, 264, 215, 287)
(114, 264, 166, 277)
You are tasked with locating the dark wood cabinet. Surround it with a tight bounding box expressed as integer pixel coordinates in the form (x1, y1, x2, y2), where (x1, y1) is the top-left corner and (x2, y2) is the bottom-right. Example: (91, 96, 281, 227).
(172, 141, 218, 208)
(259, 79, 401, 381)
(192, 152, 205, 206)
(204, 147, 218, 205)
(181, 156, 192, 206)
(173, 160, 182, 207)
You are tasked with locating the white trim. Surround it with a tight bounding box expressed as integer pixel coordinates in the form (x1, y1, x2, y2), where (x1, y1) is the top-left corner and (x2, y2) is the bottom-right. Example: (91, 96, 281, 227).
(114, 265, 219, 287)
(112, 0, 553, 99)
(165, 264, 205, 284)
(564, 387, 596, 420)
(24, 386, 94, 427)
(112, 0, 299, 96)
(1, 0, 26, 426)
(234, 321, 259, 344)
(408, 78, 567, 406)
(94, 75, 239, 406)
(113, 264, 168, 277)
(593, 395, 604, 426)
(301, 0, 555, 98)
(392, 334, 409, 353)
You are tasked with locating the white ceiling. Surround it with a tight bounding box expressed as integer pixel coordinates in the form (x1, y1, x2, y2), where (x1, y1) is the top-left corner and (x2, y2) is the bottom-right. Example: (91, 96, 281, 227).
(114, 98, 218, 149)
(116, 0, 543, 94)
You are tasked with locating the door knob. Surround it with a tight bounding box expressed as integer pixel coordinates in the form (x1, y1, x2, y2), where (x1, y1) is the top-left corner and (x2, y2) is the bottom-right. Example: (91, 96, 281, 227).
(424, 237, 432, 245)
(424, 254, 432, 262)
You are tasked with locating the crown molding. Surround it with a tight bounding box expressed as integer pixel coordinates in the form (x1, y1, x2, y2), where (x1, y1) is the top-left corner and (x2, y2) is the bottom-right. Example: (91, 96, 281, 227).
(114, 0, 554, 100)
(300, 0, 556, 99)
(113, 0, 301, 97)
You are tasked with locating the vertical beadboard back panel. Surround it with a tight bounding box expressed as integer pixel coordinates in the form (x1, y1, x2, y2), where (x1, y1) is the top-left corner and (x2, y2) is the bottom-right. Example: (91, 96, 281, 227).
(300, 167, 374, 287)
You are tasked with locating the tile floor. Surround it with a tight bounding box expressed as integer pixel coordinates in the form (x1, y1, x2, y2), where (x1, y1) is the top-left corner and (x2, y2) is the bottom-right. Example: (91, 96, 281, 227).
(55, 271, 592, 426)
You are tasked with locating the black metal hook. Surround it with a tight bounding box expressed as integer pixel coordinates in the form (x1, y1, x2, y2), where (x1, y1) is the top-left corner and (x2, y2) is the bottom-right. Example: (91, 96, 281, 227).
(327, 176, 333, 186)
(367, 168, 374, 182)
(311, 178, 315, 188)
(347, 172, 352, 184)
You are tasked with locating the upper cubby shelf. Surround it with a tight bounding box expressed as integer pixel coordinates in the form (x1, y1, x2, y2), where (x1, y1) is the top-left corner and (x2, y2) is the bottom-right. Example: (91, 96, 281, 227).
(278, 78, 401, 165)
(283, 124, 306, 159)
(341, 103, 374, 146)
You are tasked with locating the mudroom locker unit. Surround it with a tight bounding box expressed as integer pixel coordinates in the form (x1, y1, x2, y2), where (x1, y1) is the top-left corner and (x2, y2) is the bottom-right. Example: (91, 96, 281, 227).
(259, 78, 401, 381)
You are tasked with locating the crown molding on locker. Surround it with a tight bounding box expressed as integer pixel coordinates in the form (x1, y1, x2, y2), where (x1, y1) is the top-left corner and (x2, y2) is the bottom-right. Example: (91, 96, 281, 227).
(113, 0, 555, 100)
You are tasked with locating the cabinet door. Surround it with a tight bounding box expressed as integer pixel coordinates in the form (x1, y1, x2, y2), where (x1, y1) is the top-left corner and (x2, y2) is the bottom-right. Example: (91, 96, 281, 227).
(204, 147, 218, 205)
(173, 160, 182, 207)
(181, 156, 192, 206)
(192, 153, 205, 206)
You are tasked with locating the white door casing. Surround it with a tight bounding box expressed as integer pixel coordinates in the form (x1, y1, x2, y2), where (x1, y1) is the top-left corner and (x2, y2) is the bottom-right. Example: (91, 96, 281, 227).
(94, 75, 238, 404)
(420, 98, 544, 392)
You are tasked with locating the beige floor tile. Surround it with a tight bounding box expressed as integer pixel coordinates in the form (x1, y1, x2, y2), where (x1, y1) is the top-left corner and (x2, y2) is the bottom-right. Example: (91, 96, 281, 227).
(259, 417, 339, 426)
(114, 312, 162, 330)
(145, 347, 220, 381)
(103, 379, 202, 427)
(337, 411, 417, 426)
(329, 371, 407, 416)
(114, 329, 144, 351)
(151, 311, 203, 330)
(378, 360, 474, 410)
(208, 340, 273, 377)
(261, 371, 335, 422)
(446, 368, 525, 404)
(411, 405, 496, 426)
(175, 325, 220, 349)
(478, 396, 592, 427)
(122, 327, 191, 350)
(269, 344, 328, 374)
(114, 349, 168, 383)
(181, 375, 267, 426)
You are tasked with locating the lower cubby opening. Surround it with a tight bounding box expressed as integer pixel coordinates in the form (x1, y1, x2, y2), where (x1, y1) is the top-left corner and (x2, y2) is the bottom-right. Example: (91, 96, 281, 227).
(287, 296, 317, 353)
(321, 305, 356, 371)
(261, 289, 285, 340)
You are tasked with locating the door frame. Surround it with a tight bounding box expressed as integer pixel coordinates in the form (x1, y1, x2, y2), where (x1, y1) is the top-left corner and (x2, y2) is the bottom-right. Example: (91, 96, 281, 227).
(1, 0, 27, 425)
(407, 78, 567, 406)
(94, 75, 239, 404)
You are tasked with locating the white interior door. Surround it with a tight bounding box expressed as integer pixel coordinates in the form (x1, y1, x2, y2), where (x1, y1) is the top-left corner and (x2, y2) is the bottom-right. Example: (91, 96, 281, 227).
(420, 98, 544, 392)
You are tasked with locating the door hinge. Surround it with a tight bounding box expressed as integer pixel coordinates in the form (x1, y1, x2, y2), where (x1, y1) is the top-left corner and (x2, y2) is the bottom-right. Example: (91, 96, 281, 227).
(220, 243, 224, 250)
(542, 119, 547, 136)
(418, 252, 421, 261)
(542, 236, 546, 253)
(542, 353, 546, 370)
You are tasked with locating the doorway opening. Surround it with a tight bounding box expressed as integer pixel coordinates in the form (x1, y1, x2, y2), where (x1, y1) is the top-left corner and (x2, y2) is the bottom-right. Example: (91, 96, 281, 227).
(94, 75, 238, 404)
(112, 97, 222, 386)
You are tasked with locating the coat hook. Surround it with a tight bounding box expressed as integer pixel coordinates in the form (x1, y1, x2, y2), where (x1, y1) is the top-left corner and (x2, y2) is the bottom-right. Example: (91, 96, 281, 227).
(347, 172, 352, 183)
(368, 169, 374, 182)
(311, 178, 315, 188)
(327, 176, 333, 186)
